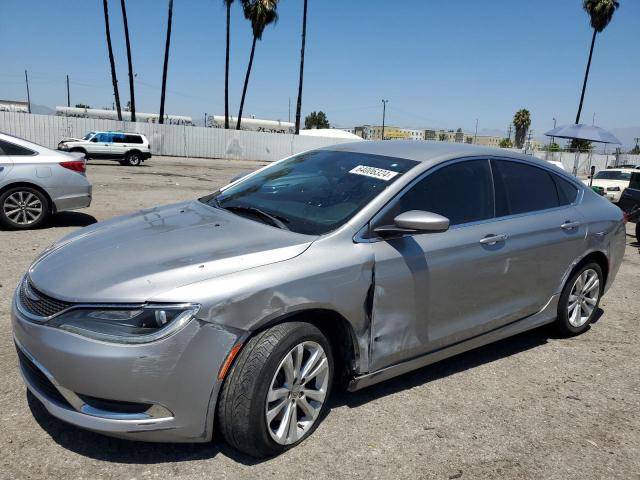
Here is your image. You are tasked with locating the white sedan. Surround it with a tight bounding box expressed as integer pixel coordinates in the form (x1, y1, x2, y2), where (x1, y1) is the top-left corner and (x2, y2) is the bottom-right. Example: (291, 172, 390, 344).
(587, 168, 639, 203)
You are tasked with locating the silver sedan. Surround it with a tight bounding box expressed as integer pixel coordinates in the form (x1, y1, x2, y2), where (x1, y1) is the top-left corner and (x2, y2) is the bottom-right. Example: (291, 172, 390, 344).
(12, 141, 625, 457)
(0, 132, 92, 229)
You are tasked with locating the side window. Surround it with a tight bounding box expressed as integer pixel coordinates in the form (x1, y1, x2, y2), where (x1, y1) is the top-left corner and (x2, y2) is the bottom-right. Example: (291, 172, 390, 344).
(0, 139, 35, 156)
(380, 159, 494, 227)
(125, 134, 143, 144)
(93, 133, 104, 142)
(552, 174, 579, 205)
(112, 134, 126, 143)
(492, 160, 559, 215)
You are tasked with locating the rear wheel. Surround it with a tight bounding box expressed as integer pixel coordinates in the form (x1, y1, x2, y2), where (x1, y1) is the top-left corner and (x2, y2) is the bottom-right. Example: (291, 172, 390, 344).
(124, 151, 141, 166)
(217, 322, 333, 457)
(0, 187, 49, 230)
(555, 262, 603, 336)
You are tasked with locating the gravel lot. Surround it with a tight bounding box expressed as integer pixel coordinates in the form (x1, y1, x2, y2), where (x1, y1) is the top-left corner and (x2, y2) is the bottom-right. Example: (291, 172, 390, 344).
(1, 157, 639, 480)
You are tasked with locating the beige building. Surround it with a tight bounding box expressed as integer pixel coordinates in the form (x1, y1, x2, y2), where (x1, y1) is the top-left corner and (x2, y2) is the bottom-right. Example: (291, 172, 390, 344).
(354, 125, 424, 141)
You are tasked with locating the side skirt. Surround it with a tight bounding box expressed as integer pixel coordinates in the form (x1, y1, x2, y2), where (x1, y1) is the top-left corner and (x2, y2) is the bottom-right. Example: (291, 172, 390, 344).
(347, 294, 559, 392)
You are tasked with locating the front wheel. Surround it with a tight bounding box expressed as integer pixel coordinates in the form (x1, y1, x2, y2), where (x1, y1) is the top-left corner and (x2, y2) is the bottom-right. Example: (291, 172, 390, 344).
(217, 322, 333, 457)
(555, 262, 603, 336)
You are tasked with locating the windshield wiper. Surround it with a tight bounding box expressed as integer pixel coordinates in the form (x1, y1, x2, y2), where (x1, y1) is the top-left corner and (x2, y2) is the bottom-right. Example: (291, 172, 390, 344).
(221, 205, 290, 231)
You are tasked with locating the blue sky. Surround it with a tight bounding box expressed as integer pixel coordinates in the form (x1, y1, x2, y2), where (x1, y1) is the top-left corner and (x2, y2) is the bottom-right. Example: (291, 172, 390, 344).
(1, 0, 638, 138)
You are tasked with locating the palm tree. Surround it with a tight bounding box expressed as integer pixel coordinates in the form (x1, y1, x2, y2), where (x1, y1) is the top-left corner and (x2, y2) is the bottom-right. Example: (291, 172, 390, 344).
(575, 0, 619, 124)
(236, 0, 279, 130)
(120, 0, 136, 122)
(224, 0, 234, 129)
(294, 0, 308, 135)
(102, 0, 122, 120)
(513, 109, 531, 149)
(159, 0, 174, 124)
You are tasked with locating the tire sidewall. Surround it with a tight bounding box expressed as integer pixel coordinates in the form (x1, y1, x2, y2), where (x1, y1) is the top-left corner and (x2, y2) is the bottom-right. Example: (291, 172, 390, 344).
(249, 324, 334, 455)
(0, 187, 48, 230)
(557, 262, 603, 335)
(126, 152, 141, 166)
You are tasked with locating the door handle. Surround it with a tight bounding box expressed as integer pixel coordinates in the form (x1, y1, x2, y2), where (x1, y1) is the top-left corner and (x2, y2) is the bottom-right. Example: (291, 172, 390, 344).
(479, 234, 508, 245)
(561, 221, 580, 230)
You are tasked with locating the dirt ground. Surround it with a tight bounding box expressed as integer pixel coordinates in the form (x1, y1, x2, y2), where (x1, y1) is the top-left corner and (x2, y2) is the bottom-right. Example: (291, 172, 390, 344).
(1, 157, 639, 480)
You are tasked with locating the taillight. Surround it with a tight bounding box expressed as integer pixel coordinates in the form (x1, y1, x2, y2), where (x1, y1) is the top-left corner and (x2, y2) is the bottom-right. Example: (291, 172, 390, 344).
(59, 160, 86, 174)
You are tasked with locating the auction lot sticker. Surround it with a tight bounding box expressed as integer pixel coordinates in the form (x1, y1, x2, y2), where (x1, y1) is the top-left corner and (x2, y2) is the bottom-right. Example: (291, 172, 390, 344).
(349, 165, 399, 181)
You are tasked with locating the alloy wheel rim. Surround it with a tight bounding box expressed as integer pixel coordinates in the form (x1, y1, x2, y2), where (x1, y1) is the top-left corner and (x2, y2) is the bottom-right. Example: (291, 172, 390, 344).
(129, 155, 140, 165)
(567, 268, 600, 328)
(265, 341, 329, 445)
(3, 191, 42, 225)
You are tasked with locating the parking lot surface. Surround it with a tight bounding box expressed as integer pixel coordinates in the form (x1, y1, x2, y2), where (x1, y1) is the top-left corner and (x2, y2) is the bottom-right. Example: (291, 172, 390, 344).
(1, 157, 639, 480)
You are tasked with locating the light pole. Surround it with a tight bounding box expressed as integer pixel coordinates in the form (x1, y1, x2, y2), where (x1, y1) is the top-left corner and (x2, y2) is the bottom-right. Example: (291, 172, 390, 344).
(474, 118, 478, 144)
(550, 117, 556, 146)
(381, 99, 388, 140)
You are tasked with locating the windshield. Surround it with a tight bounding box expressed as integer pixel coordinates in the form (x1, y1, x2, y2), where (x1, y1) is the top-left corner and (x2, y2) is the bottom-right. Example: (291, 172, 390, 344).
(82, 132, 95, 141)
(200, 150, 418, 235)
(594, 170, 632, 181)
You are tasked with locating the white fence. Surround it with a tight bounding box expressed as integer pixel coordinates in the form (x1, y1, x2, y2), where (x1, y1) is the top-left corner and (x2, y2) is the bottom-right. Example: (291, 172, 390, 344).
(532, 150, 640, 175)
(0, 112, 356, 162)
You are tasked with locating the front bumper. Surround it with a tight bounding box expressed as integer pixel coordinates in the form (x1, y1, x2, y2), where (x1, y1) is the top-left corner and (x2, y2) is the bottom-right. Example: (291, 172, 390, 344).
(12, 298, 240, 442)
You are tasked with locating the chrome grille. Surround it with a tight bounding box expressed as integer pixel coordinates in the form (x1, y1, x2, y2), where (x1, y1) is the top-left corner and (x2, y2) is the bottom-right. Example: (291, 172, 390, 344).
(18, 278, 73, 318)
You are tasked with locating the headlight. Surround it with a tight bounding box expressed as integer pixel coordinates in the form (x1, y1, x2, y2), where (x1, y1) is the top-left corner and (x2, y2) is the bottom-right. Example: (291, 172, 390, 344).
(47, 304, 199, 344)
(606, 186, 620, 192)
(58, 143, 68, 150)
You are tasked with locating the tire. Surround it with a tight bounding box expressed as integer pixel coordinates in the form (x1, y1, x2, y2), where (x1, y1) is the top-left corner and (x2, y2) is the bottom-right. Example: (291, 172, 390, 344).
(124, 151, 142, 166)
(635, 223, 639, 244)
(217, 322, 334, 457)
(0, 186, 50, 230)
(555, 262, 603, 336)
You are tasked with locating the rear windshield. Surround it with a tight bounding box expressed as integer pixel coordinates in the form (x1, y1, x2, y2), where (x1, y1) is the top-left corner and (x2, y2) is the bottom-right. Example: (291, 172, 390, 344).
(200, 150, 418, 235)
(595, 170, 632, 180)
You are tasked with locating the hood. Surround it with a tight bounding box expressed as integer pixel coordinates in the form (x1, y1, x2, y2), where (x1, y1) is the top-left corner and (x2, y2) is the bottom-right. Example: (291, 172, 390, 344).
(28, 201, 314, 303)
(60, 137, 83, 143)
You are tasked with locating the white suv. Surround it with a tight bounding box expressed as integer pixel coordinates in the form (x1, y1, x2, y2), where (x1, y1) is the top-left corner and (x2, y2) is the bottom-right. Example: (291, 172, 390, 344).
(58, 131, 152, 166)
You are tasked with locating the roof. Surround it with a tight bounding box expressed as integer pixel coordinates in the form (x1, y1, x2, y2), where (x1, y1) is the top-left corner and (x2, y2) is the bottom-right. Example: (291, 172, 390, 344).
(320, 140, 541, 165)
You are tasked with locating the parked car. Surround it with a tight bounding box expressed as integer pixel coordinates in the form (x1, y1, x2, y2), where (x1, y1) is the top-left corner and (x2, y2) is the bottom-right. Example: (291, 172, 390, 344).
(618, 171, 640, 243)
(13, 141, 625, 457)
(0, 132, 91, 229)
(587, 168, 640, 203)
(58, 131, 151, 166)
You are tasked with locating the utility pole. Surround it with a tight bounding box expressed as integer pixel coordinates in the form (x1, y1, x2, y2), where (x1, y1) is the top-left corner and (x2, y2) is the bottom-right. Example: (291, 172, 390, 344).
(507, 124, 513, 142)
(550, 117, 557, 145)
(24, 70, 31, 113)
(66, 75, 71, 107)
(288, 97, 291, 124)
(381, 99, 388, 140)
(592, 112, 596, 125)
(204, 113, 207, 127)
(474, 118, 478, 144)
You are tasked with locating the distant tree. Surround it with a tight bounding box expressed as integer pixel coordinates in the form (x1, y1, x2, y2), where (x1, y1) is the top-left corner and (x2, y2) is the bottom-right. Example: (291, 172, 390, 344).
(304, 111, 330, 129)
(499, 138, 513, 148)
(75, 103, 91, 109)
(542, 142, 561, 152)
(101, 0, 122, 120)
(513, 109, 531, 148)
(630, 145, 640, 155)
(568, 138, 592, 152)
(294, 0, 308, 135)
(120, 0, 136, 122)
(237, 0, 279, 130)
(223, 0, 234, 129)
(159, 0, 174, 125)
(576, 0, 620, 124)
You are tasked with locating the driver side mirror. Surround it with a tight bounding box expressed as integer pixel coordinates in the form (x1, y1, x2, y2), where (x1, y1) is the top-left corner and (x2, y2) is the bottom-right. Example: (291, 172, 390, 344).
(374, 210, 450, 237)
